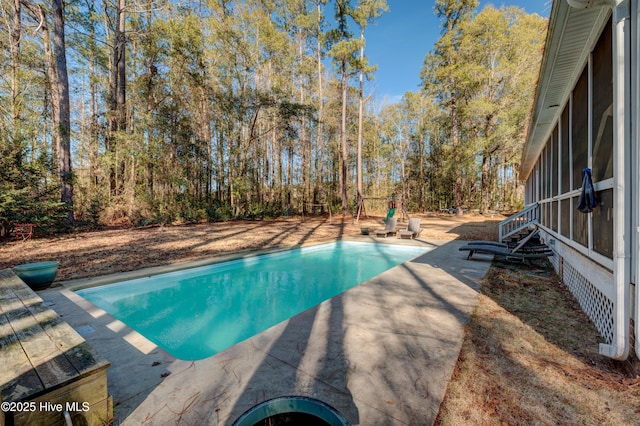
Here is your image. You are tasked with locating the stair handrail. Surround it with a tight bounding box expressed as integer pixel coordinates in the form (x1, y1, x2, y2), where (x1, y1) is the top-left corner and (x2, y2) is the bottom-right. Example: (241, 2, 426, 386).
(499, 203, 539, 242)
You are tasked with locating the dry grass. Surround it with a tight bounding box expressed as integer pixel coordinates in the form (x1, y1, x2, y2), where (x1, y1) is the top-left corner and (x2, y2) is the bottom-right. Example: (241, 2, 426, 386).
(436, 259, 640, 426)
(0, 213, 497, 282)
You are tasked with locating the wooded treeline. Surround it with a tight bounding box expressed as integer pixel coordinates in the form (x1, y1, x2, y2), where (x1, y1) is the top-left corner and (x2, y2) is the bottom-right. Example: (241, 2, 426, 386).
(0, 0, 546, 233)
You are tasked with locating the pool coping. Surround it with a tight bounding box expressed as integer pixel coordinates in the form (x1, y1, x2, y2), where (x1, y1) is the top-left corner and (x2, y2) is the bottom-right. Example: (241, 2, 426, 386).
(37, 237, 492, 425)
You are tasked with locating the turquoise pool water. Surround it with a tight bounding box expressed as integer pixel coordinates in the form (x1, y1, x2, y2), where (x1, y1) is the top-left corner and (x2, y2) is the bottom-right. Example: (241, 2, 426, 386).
(77, 241, 429, 360)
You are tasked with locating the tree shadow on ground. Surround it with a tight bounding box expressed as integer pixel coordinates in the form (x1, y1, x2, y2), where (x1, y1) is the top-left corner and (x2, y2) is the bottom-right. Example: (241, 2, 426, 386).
(482, 258, 634, 375)
(226, 297, 359, 425)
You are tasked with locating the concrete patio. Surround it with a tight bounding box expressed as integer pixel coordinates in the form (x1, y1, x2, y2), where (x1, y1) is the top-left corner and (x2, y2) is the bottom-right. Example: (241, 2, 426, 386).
(37, 238, 492, 425)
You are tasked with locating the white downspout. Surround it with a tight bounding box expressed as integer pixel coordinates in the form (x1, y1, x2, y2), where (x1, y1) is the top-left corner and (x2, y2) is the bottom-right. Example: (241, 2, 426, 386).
(612, 0, 632, 361)
(634, 0, 640, 360)
(63, 410, 73, 426)
(604, 0, 631, 360)
(567, 0, 631, 360)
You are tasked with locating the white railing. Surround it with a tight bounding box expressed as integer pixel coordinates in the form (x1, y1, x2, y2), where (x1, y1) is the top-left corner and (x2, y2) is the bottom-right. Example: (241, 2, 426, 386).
(499, 203, 539, 242)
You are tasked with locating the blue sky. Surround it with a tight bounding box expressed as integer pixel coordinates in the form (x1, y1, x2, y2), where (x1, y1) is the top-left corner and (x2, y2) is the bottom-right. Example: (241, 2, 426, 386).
(364, 1, 552, 104)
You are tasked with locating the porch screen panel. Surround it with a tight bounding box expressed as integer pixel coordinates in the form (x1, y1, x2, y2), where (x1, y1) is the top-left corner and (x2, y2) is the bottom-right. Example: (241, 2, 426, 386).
(573, 196, 588, 247)
(551, 125, 558, 197)
(592, 18, 613, 182)
(592, 189, 613, 258)
(551, 201, 558, 232)
(561, 198, 571, 238)
(532, 178, 537, 203)
(572, 67, 589, 191)
(546, 143, 551, 198)
(542, 202, 549, 228)
(542, 146, 548, 199)
(561, 105, 571, 193)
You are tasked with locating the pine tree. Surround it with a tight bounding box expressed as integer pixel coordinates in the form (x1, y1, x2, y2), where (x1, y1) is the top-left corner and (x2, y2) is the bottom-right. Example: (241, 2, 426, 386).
(351, 0, 388, 203)
(421, 0, 478, 216)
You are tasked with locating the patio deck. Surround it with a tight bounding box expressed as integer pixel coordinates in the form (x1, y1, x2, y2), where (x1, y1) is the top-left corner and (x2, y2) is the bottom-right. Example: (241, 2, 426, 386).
(36, 238, 491, 425)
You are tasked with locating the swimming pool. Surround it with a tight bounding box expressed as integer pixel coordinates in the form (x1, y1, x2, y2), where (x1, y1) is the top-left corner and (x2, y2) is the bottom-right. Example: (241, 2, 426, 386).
(77, 241, 429, 360)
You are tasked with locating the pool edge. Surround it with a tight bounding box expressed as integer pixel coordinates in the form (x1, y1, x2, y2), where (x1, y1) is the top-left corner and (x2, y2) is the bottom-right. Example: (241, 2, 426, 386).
(59, 236, 431, 292)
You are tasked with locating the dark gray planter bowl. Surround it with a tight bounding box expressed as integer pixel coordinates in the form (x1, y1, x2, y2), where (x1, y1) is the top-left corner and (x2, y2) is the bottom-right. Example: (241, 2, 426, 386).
(232, 396, 349, 426)
(13, 261, 60, 290)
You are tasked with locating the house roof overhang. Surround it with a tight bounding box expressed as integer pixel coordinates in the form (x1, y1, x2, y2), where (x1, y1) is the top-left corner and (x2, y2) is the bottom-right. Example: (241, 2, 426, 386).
(520, 1, 611, 181)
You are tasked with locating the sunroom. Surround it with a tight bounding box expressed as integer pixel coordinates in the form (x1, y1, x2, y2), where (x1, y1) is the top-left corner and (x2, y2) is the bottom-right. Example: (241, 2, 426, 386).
(520, 0, 638, 362)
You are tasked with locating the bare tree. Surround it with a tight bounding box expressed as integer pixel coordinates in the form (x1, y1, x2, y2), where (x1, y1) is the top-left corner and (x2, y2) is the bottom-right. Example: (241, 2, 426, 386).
(52, 0, 73, 223)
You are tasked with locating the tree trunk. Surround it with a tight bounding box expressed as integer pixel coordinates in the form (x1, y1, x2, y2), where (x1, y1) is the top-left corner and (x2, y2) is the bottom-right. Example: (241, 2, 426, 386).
(315, 0, 325, 206)
(108, 0, 126, 197)
(299, 27, 309, 214)
(31, 4, 60, 163)
(450, 89, 463, 216)
(10, 0, 22, 145)
(116, 0, 126, 195)
(480, 153, 489, 214)
(340, 60, 348, 215)
(89, 51, 99, 189)
(117, 0, 126, 130)
(52, 0, 73, 223)
(357, 27, 364, 203)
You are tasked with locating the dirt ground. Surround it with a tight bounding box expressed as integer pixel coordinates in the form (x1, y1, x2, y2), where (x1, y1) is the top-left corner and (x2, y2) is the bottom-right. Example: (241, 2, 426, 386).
(3, 213, 638, 424)
(0, 212, 498, 282)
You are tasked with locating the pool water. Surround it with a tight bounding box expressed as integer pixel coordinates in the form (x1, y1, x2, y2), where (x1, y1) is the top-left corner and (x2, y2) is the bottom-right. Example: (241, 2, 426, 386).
(77, 241, 428, 360)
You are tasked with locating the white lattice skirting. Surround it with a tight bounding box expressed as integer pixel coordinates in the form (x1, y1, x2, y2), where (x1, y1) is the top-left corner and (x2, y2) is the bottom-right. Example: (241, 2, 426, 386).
(561, 259, 615, 345)
(548, 252, 560, 272)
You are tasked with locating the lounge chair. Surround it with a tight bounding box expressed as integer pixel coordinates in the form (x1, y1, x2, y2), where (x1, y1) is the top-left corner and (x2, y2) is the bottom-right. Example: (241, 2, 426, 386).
(399, 218, 422, 239)
(373, 217, 397, 237)
(464, 227, 542, 250)
(466, 240, 550, 251)
(459, 227, 553, 260)
(458, 244, 553, 260)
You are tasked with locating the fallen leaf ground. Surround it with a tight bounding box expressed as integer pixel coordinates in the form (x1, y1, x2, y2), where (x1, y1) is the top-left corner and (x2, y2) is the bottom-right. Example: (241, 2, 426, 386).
(0, 213, 496, 282)
(436, 259, 640, 425)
